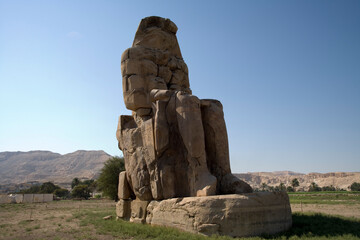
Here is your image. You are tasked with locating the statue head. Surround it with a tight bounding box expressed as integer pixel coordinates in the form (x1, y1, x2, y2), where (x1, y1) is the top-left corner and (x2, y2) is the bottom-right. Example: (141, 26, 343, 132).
(133, 16, 182, 58)
(121, 16, 190, 116)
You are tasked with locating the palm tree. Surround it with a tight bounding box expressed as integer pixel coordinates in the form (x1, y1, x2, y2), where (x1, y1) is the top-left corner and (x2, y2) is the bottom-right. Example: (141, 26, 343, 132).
(261, 183, 268, 192)
(291, 178, 300, 192)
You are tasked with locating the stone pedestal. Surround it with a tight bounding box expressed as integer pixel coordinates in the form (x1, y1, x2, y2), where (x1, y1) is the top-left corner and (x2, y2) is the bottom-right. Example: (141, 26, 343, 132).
(117, 192, 292, 237)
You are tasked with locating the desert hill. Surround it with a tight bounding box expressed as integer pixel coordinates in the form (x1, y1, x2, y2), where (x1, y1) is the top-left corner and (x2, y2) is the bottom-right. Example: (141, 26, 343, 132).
(234, 171, 360, 191)
(0, 150, 111, 188)
(1, 150, 359, 192)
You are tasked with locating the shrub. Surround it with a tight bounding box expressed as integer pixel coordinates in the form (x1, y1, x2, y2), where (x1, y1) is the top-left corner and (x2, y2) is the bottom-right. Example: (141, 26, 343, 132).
(322, 185, 336, 191)
(40, 182, 60, 193)
(54, 188, 70, 198)
(97, 156, 125, 200)
(72, 185, 91, 199)
(287, 186, 295, 192)
(309, 182, 321, 192)
(350, 182, 360, 191)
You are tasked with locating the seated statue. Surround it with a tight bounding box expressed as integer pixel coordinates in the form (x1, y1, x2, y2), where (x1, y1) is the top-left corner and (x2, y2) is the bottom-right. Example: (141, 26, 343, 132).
(117, 16, 252, 201)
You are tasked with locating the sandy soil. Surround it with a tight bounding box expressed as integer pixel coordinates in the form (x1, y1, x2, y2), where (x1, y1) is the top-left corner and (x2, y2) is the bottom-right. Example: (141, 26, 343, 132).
(291, 203, 360, 218)
(0, 199, 117, 240)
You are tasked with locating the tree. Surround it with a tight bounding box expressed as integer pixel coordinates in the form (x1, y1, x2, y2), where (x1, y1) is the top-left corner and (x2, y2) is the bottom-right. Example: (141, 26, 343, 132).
(21, 182, 60, 194)
(97, 156, 125, 200)
(72, 185, 91, 199)
(88, 181, 98, 195)
(274, 183, 286, 192)
(322, 185, 336, 191)
(260, 183, 268, 192)
(309, 182, 321, 192)
(40, 182, 60, 193)
(278, 182, 286, 191)
(54, 188, 70, 198)
(22, 185, 41, 194)
(286, 186, 295, 192)
(350, 182, 360, 191)
(71, 178, 81, 189)
(291, 178, 300, 191)
(82, 179, 95, 186)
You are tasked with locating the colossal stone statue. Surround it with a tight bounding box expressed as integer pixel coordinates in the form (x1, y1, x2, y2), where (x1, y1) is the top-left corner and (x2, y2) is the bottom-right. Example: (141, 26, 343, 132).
(115, 17, 292, 237)
(116, 16, 252, 202)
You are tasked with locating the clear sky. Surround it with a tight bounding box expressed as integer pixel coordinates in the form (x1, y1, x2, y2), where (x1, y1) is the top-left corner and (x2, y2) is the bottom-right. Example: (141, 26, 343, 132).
(1, 1, 359, 173)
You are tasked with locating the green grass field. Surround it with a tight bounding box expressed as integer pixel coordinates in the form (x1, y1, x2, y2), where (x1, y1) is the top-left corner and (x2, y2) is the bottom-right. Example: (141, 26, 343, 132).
(288, 191, 360, 205)
(77, 208, 360, 240)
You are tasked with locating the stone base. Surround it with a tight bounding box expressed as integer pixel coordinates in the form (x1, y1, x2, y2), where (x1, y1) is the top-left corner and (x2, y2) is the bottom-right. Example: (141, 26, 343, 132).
(117, 192, 292, 237)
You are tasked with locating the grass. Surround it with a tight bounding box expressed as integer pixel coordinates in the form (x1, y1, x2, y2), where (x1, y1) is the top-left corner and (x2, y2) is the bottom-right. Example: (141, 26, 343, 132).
(71, 208, 360, 240)
(1, 198, 359, 239)
(0, 223, 10, 228)
(289, 191, 360, 195)
(289, 192, 360, 205)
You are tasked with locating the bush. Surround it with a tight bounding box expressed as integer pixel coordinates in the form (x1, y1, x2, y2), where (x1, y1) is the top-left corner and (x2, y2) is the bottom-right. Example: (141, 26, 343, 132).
(71, 178, 81, 189)
(287, 186, 295, 192)
(309, 182, 322, 192)
(322, 185, 336, 191)
(274, 182, 286, 192)
(54, 188, 70, 198)
(21, 182, 61, 194)
(40, 182, 60, 193)
(97, 156, 125, 200)
(72, 185, 91, 199)
(350, 182, 360, 191)
(22, 185, 41, 193)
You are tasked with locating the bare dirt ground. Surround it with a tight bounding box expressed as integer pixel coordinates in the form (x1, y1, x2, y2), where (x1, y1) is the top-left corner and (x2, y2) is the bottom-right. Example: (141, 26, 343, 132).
(291, 203, 360, 218)
(0, 199, 117, 240)
(1, 200, 360, 240)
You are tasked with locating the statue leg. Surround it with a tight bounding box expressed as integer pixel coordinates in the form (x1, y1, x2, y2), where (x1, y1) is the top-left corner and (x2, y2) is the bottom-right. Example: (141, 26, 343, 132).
(201, 99, 253, 194)
(176, 92, 217, 196)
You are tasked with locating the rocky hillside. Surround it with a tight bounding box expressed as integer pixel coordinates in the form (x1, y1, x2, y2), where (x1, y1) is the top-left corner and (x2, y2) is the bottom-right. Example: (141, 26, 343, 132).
(1, 150, 358, 192)
(0, 150, 111, 186)
(235, 171, 360, 191)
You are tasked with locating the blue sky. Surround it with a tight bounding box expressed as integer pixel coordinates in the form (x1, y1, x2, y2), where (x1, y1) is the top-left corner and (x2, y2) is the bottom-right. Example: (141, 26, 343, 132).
(0, 1, 359, 173)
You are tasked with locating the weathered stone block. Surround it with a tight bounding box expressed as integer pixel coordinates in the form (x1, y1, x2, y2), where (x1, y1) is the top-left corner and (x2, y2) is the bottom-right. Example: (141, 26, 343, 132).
(146, 192, 292, 237)
(121, 59, 157, 76)
(121, 48, 130, 63)
(116, 199, 131, 220)
(130, 199, 150, 224)
(118, 171, 131, 199)
(126, 75, 146, 90)
(124, 89, 151, 110)
(158, 66, 172, 83)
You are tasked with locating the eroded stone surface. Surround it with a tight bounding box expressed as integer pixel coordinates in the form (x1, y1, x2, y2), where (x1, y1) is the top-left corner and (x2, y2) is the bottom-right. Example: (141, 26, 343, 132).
(116, 199, 131, 220)
(115, 16, 291, 237)
(118, 171, 131, 200)
(146, 192, 292, 237)
(130, 199, 150, 224)
(117, 16, 252, 202)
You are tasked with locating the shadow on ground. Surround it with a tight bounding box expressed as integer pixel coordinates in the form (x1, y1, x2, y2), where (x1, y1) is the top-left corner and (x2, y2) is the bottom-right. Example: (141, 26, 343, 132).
(264, 212, 360, 239)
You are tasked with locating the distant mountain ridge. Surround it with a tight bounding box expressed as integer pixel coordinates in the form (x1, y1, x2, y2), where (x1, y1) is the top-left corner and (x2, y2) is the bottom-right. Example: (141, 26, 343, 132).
(234, 171, 360, 191)
(1, 150, 359, 192)
(0, 150, 111, 186)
